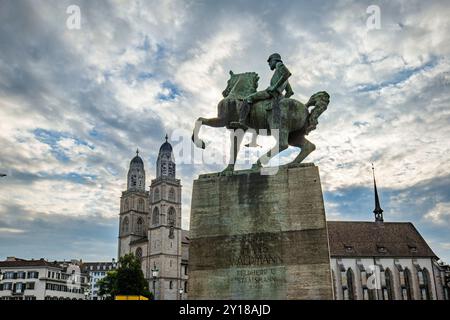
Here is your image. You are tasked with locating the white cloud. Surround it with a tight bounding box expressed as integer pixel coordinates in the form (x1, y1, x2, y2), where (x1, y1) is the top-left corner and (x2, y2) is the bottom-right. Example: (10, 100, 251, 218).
(424, 202, 450, 225)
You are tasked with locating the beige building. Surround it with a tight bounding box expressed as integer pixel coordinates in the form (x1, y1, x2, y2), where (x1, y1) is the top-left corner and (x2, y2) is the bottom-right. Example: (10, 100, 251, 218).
(118, 136, 188, 300)
(0, 257, 89, 300)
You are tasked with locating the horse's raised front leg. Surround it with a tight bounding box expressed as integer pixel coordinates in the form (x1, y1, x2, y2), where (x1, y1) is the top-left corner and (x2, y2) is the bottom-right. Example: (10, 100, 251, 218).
(191, 117, 227, 149)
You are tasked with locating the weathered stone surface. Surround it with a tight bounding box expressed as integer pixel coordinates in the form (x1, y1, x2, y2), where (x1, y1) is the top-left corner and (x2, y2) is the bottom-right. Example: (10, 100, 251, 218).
(188, 163, 333, 299)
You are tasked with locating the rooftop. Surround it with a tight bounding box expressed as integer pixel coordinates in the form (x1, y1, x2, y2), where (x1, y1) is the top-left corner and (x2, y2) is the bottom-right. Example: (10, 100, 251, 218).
(327, 221, 436, 258)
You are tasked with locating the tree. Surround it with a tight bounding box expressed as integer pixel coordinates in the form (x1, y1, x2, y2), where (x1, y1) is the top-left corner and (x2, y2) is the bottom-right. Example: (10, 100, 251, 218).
(98, 254, 153, 300)
(97, 270, 118, 300)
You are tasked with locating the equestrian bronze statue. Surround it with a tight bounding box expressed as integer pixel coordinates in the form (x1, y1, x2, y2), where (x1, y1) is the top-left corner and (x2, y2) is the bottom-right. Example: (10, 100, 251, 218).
(192, 53, 330, 174)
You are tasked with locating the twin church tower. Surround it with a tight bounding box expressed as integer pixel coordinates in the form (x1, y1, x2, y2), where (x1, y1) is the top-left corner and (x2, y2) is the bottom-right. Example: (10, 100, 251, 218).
(117, 136, 189, 300)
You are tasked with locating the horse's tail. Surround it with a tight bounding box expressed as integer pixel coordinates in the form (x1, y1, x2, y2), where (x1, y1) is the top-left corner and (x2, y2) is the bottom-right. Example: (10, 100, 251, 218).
(305, 91, 330, 135)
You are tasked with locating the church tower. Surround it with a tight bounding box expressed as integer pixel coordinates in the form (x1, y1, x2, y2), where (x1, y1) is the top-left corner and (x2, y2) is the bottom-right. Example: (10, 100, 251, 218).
(148, 135, 183, 300)
(118, 150, 150, 258)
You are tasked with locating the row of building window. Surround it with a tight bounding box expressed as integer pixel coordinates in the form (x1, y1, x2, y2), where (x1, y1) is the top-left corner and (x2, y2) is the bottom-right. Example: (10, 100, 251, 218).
(45, 271, 86, 283)
(123, 187, 177, 212)
(0, 282, 35, 292)
(335, 266, 432, 300)
(124, 198, 146, 212)
(0, 296, 37, 300)
(152, 187, 177, 202)
(44, 296, 83, 300)
(151, 207, 176, 227)
(121, 207, 177, 234)
(45, 283, 84, 294)
(2, 271, 39, 279)
(163, 280, 188, 293)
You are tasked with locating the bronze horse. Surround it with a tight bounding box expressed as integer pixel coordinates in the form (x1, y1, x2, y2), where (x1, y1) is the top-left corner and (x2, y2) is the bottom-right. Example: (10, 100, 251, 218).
(192, 71, 329, 173)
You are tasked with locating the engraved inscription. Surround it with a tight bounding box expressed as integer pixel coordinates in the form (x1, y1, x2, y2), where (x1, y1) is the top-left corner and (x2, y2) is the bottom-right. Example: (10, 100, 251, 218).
(230, 233, 283, 267)
(232, 267, 286, 290)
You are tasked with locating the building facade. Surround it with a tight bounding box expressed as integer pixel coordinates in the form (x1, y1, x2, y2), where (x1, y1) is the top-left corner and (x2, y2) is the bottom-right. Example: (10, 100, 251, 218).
(0, 257, 89, 300)
(328, 221, 447, 300)
(328, 168, 449, 300)
(118, 136, 189, 300)
(81, 260, 118, 300)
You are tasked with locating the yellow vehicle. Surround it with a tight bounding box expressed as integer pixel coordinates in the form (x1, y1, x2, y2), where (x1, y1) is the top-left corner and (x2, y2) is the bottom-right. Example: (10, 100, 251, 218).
(115, 295, 149, 300)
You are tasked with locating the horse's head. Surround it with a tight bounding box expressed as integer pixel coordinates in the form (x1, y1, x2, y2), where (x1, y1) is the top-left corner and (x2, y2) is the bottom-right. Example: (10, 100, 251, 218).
(222, 70, 239, 98)
(222, 70, 259, 99)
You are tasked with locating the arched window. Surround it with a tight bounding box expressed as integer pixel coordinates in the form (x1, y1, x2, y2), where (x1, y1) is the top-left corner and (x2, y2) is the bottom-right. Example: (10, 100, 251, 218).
(124, 199, 129, 211)
(154, 188, 160, 202)
(383, 268, 394, 300)
(169, 281, 173, 289)
(135, 247, 143, 260)
(138, 198, 144, 211)
(402, 268, 413, 300)
(346, 268, 355, 300)
(419, 268, 432, 300)
(122, 217, 129, 233)
(184, 281, 188, 293)
(168, 207, 176, 226)
(136, 218, 143, 234)
(152, 207, 160, 225)
(169, 188, 175, 201)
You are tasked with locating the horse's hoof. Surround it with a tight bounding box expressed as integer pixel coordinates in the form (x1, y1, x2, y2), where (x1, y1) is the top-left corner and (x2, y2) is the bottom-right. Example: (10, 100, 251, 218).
(245, 143, 261, 148)
(251, 162, 262, 171)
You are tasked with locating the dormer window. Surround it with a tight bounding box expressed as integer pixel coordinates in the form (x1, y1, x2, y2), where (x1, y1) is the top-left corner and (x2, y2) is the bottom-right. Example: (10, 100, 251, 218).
(377, 246, 387, 253)
(408, 245, 418, 253)
(344, 245, 354, 253)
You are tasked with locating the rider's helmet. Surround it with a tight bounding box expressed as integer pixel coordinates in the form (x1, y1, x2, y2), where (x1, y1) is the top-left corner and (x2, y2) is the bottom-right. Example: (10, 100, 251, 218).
(267, 53, 282, 62)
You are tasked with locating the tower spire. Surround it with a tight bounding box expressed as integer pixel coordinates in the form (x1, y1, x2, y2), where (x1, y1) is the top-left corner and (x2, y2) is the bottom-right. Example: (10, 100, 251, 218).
(165, 133, 168, 142)
(372, 163, 384, 222)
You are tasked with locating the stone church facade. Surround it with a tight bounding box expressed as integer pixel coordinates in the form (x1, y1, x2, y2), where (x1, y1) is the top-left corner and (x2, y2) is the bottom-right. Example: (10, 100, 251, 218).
(118, 137, 188, 300)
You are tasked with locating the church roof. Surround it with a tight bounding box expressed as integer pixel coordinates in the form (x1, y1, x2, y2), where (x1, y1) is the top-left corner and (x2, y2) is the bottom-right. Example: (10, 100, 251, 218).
(158, 134, 173, 153)
(130, 155, 144, 166)
(159, 141, 172, 153)
(327, 221, 436, 258)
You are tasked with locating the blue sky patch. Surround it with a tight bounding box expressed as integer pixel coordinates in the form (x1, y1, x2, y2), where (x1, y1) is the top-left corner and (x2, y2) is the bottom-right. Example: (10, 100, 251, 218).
(157, 80, 182, 101)
(356, 58, 438, 92)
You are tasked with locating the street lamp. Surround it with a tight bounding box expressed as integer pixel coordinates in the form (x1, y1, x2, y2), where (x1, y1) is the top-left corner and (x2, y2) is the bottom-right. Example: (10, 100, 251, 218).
(179, 288, 183, 300)
(151, 264, 159, 300)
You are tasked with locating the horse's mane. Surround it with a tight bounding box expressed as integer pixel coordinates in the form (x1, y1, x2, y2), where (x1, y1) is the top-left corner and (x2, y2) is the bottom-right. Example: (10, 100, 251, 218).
(225, 71, 259, 99)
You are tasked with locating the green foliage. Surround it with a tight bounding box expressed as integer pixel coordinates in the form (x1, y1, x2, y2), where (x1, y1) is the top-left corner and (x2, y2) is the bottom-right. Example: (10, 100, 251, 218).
(97, 254, 153, 300)
(97, 270, 118, 300)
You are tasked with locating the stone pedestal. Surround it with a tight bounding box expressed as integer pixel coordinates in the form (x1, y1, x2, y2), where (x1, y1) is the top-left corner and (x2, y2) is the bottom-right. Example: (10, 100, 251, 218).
(188, 163, 333, 300)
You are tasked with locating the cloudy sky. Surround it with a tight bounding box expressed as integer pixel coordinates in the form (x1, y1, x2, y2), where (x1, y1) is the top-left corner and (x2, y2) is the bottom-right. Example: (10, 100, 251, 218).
(0, 0, 449, 263)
